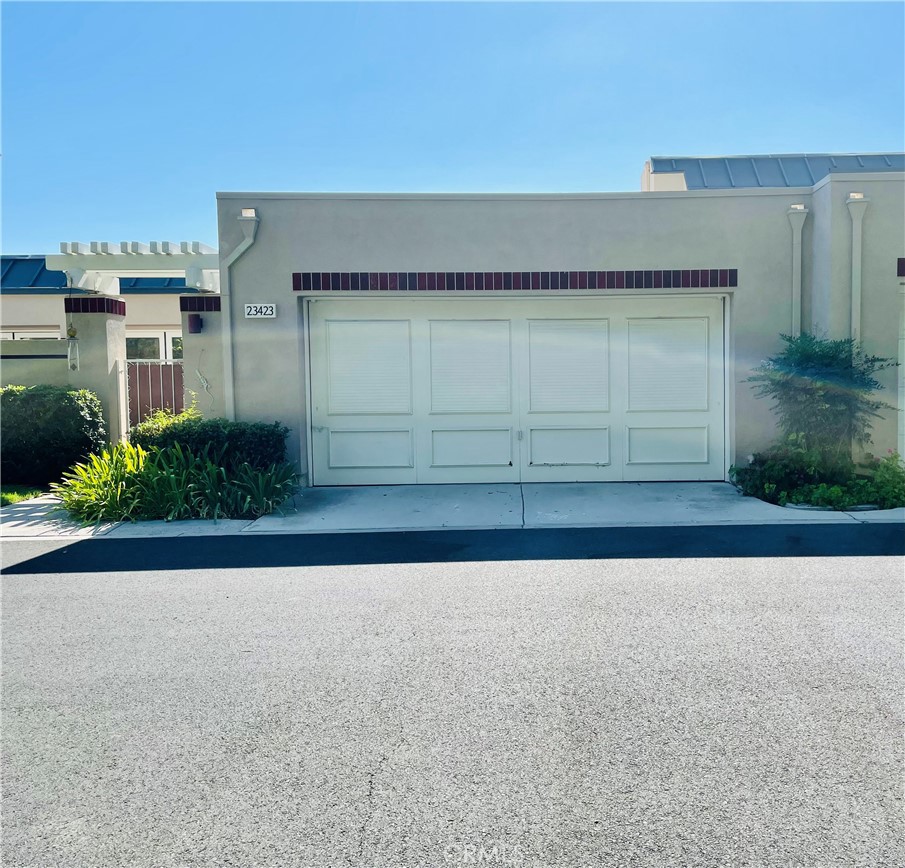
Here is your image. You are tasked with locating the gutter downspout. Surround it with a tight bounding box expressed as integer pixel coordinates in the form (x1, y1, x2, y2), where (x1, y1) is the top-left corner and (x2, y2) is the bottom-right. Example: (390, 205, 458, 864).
(220, 211, 260, 419)
(899, 281, 905, 459)
(786, 205, 808, 335)
(845, 194, 870, 342)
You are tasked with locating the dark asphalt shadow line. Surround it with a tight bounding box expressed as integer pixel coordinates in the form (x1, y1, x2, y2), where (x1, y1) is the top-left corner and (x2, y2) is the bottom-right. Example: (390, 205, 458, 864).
(2, 524, 903, 574)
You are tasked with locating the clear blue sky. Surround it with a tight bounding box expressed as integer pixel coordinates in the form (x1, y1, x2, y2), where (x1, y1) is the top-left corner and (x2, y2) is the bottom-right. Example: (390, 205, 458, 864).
(3, 1, 903, 252)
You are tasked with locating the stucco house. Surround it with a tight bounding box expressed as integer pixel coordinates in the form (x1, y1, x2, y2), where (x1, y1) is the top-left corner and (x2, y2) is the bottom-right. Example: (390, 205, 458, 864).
(4, 152, 903, 485)
(199, 152, 904, 486)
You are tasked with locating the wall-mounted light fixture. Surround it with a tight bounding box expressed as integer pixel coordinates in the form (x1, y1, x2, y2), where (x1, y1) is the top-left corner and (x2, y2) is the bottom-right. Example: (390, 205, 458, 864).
(847, 192, 865, 200)
(241, 208, 257, 218)
(789, 203, 806, 211)
(187, 313, 204, 334)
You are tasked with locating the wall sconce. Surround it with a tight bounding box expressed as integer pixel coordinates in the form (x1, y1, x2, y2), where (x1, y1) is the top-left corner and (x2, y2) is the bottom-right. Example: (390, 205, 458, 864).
(188, 314, 203, 334)
(66, 323, 79, 371)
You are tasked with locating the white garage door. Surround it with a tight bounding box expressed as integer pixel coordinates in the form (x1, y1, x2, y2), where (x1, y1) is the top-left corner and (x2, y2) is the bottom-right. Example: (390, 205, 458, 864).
(308, 297, 725, 485)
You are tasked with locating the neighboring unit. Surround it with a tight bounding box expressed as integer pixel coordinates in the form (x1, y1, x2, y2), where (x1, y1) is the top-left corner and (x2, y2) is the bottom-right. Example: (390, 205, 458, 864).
(0, 246, 218, 433)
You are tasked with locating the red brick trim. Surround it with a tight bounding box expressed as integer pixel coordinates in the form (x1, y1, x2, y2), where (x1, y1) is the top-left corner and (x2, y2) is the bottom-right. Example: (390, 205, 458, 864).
(180, 295, 222, 312)
(64, 297, 126, 316)
(292, 268, 738, 292)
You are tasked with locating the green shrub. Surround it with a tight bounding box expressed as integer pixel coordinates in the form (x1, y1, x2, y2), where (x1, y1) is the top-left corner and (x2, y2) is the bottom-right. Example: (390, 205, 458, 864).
(50, 441, 147, 522)
(0, 385, 107, 485)
(128, 404, 202, 441)
(729, 434, 851, 505)
(732, 442, 905, 510)
(734, 334, 902, 510)
(51, 441, 298, 522)
(863, 451, 905, 510)
(230, 461, 300, 518)
(129, 409, 288, 470)
(747, 333, 895, 467)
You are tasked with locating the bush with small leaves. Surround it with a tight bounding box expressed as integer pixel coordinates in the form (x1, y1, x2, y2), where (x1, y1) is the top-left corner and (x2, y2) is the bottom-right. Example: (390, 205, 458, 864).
(0, 385, 106, 485)
(129, 408, 288, 471)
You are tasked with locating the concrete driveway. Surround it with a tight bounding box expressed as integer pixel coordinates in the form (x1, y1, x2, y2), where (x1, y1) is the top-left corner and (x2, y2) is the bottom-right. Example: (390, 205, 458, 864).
(2, 543, 903, 867)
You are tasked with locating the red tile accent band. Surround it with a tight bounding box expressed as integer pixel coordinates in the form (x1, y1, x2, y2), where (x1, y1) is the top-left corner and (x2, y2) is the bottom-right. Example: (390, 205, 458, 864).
(179, 295, 222, 312)
(64, 297, 126, 316)
(291, 269, 739, 292)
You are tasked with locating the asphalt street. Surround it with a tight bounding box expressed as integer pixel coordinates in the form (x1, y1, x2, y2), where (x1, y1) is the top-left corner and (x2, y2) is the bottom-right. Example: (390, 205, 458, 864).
(2, 528, 903, 867)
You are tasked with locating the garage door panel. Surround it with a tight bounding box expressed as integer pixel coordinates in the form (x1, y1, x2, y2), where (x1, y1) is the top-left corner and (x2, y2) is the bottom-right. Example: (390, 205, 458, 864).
(626, 425, 709, 464)
(528, 426, 610, 466)
(328, 429, 414, 469)
(628, 318, 709, 412)
(430, 320, 511, 413)
(327, 320, 412, 415)
(528, 320, 609, 413)
(431, 428, 513, 467)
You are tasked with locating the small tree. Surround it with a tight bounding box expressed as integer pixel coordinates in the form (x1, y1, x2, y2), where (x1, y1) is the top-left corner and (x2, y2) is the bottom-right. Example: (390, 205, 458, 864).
(747, 333, 895, 468)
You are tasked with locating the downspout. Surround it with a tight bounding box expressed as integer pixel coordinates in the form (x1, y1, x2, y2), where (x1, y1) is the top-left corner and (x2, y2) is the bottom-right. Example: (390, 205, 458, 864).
(220, 209, 260, 419)
(786, 204, 808, 335)
(899, 280, 905, 458)
(845, 193, 870, 342)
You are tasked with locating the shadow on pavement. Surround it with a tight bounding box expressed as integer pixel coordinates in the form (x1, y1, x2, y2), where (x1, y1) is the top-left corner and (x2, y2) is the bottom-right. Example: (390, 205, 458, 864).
(3, 524, 904, 574)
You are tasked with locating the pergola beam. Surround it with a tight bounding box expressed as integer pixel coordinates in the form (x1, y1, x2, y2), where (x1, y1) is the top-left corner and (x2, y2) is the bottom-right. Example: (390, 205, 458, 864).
(47, 241, 220, 293)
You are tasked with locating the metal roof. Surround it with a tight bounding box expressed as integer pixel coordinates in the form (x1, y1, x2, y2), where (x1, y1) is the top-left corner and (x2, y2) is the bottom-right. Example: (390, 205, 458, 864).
(0, 255, 190, 294)
(1, 255, 67, 290)
(649, 153, 905, 189)
(118, 276, 188, 292)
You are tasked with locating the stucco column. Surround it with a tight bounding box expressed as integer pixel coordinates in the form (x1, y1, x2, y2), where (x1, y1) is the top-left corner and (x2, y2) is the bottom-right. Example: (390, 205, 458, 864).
(786, 205, 808, 335)
(64, 297, 128, 443)
(179, 295, 227, 418)
(846, 194, 870, 342)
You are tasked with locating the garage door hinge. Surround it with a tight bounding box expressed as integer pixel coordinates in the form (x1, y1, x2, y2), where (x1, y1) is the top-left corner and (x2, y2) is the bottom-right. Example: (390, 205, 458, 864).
(517, 430, 523, 440)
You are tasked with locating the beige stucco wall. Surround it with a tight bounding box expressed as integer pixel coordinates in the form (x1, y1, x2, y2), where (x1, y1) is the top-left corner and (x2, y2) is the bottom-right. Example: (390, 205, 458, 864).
(179, 308, 227, 419)
(1, 312, 128, 442)
(0, 296, 67, 334)
(217, 176, 904, 480)
(0, 339, 70, 387)
(0, 292, 182, 334)
(117, 294, 182, 329)
(807, 174, 905, 453)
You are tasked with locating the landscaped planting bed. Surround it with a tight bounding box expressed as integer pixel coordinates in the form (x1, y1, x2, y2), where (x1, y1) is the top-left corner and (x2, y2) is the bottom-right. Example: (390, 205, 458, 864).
(730, 334, 905, 511)
(52, 409, 298, 523)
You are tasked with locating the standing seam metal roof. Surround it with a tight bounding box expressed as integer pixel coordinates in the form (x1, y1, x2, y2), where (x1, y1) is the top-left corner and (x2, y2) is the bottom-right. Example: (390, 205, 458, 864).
(0, 255, 190, 293)
(650, 153, 905, 189)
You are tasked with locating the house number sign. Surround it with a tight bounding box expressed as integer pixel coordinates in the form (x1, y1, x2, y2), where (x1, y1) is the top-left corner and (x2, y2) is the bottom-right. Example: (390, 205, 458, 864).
(244, 303, 277, 318)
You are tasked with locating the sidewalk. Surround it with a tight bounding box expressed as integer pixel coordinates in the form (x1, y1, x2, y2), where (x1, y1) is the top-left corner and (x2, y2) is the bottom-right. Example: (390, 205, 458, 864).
(2, 483, 903, 540)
